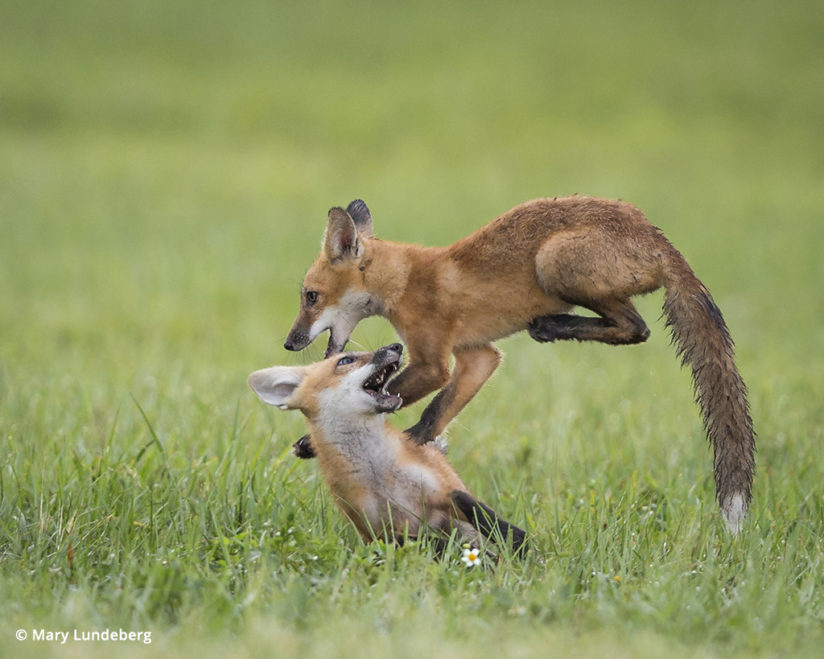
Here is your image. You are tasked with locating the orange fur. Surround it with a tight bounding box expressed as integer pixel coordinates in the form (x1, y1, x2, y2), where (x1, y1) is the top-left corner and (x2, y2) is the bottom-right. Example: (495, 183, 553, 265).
(284, 196, 755, 532)
(249, 346, 526, 547)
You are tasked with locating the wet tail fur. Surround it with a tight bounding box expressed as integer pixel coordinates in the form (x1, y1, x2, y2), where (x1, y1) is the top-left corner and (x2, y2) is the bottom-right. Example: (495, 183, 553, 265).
(662, 244, 755, 533)
(450, 490, 528, 553)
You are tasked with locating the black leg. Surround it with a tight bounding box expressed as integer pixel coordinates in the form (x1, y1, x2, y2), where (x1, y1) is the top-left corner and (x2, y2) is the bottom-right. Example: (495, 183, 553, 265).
(450, 490, 527, 553)
(528, 300, 650, 346)
(404, 388, 451, 445)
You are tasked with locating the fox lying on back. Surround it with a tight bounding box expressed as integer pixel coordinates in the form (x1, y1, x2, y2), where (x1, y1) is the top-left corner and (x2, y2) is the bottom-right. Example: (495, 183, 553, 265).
(284, 196, 755, 533)
(249, 344, 526, 550)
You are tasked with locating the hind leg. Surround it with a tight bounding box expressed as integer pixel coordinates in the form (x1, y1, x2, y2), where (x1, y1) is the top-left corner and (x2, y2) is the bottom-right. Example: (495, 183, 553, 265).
(531, 226, 664, 345)
(528, 298, 650, 345)
(450, 490, 527, 553)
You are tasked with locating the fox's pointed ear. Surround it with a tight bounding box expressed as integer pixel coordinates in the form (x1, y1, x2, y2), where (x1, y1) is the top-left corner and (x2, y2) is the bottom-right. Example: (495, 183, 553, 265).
(324, 207, 364, 262)
(248, 366, 306, 410)
(346, 199, 373, 238)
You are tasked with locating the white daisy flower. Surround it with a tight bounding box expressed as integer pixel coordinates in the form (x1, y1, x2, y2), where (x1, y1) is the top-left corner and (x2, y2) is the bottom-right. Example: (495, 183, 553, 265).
(461, 547, 481, 567)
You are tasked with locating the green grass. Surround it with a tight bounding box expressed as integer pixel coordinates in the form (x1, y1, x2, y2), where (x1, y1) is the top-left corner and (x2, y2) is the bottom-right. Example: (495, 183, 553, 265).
(2, 0, 823, 656)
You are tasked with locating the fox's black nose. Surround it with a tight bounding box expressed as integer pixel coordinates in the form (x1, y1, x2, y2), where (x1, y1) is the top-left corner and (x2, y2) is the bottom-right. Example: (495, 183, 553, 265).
(387, 343, 403, 354)
(284, 340, 295, 351)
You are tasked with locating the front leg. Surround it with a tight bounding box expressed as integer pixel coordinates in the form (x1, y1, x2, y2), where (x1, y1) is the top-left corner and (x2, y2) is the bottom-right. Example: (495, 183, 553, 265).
(292, 434, 316, 459)
(386, 360, 450, 408)
(406, 344, 501, 444)
(386, 332, 453, 408)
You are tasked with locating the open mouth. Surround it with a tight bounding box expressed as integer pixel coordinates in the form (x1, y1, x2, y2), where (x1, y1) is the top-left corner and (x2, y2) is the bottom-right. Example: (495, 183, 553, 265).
(361, 360, 402, 411)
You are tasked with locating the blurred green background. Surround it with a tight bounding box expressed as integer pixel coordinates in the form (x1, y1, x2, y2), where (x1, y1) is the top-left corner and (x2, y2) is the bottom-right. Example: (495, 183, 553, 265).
(2, 1, 823, 657)
(2, 0, 822, 387)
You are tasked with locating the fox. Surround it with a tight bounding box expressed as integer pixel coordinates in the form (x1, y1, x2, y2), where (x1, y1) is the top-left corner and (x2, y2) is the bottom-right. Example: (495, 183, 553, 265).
(283, 196, 755, 533)
(248, 343, 527, 551)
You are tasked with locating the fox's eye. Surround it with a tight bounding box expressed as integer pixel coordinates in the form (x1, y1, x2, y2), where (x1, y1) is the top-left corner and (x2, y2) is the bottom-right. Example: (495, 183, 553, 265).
(336, 356, 355, 366)
(305, 291, 318, 306)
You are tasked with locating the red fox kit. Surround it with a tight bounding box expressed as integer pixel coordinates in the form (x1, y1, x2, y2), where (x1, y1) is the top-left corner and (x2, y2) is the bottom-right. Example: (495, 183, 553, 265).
(284, 197, 755, 533)
(248, 344, 526, 550)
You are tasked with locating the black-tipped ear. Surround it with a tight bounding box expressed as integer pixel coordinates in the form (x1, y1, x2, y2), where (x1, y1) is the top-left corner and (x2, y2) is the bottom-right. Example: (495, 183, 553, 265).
(324, 207, 363, 262)
(346, 199, 373, 237)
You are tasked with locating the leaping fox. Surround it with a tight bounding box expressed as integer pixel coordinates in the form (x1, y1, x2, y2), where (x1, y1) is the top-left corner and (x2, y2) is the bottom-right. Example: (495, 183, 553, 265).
(283, 196, 755, 533)
(248, 344, 526, 551)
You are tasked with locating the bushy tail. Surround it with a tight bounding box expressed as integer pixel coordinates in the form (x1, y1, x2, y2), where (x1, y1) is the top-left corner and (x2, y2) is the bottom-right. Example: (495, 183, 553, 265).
(662, 246, 755, 533)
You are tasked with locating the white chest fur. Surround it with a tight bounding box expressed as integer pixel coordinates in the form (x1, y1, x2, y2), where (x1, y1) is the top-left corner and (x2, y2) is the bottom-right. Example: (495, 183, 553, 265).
(312, 410, 439, 531)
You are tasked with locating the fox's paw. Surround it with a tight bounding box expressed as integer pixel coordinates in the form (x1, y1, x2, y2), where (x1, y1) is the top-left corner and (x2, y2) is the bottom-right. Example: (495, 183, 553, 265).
(292, 434, 317, 459)
(528, 315, 562, 343)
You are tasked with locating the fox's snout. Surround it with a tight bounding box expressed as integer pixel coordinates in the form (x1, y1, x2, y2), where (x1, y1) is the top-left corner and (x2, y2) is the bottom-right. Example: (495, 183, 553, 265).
(284, 330, 307, 351)
(372, 343, 403, 364)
